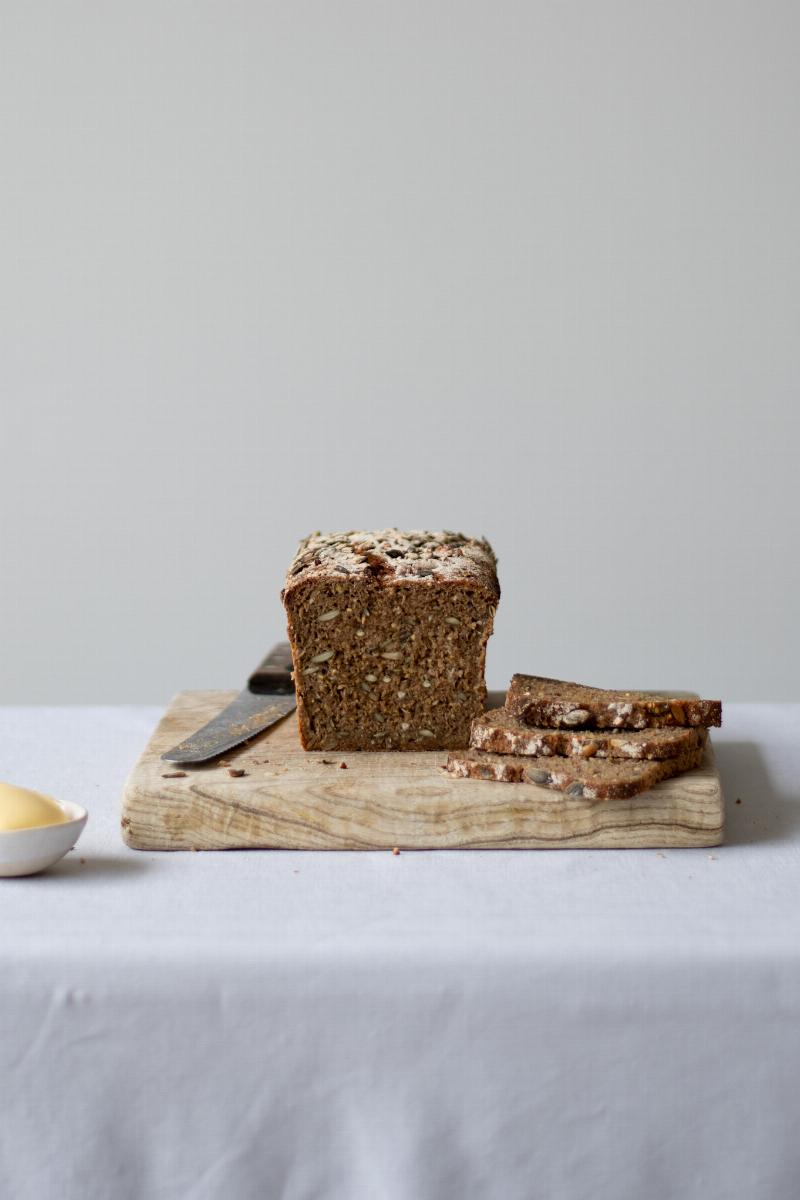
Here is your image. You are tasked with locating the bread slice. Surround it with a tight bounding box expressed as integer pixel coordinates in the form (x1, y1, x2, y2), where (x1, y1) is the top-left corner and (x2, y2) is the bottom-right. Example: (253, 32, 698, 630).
(471, 708, 707, 760)
(506, 675, 722, 731)
(445, 743, 705, 800)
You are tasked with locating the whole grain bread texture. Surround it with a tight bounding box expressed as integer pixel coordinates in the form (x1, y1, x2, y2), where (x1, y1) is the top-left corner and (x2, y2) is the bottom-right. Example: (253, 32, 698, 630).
(506, 675, 722, 731)
(282, 530, 499, 751)
(471, 708, 708, 760)
(445, 743, 705, 799)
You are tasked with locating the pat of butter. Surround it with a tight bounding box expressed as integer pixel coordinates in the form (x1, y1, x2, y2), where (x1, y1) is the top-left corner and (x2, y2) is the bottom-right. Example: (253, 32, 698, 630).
(0, 782, 69, 831)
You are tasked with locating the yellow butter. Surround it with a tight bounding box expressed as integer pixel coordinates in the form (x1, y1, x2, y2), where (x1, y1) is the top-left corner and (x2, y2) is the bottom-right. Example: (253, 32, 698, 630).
(0, 782, 69, 831)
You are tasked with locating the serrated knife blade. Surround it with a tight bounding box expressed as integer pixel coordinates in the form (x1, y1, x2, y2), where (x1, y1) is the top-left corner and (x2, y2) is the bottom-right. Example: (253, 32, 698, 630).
(161, 642, 296, 763)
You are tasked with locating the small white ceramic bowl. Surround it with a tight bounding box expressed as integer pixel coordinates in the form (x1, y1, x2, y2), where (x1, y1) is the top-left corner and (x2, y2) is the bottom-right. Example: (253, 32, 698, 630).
(0, 801, 88, 878)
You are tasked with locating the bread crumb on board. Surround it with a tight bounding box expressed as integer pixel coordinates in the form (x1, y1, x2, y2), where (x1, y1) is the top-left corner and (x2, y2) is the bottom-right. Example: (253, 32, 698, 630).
(162, 771, 187, 779)
(227, 768, 247, 778)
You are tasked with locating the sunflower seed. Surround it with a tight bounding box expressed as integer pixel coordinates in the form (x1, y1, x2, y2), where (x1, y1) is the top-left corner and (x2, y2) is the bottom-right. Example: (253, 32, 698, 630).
(559, 708, 590, 727)
(318, 609, 340, 622)
(311, 650, 335, 663)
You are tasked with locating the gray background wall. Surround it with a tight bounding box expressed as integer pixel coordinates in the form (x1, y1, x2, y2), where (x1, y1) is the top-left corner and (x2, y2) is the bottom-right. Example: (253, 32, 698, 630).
(1, 0, 798, 703)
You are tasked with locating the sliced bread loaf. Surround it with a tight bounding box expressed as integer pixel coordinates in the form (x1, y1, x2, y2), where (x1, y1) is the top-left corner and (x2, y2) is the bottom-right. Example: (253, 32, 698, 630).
(282, 530, 499, 750)
(506, 675, 722, 731)
(471, 708, 707, 760)
(445, 743, 705, 800)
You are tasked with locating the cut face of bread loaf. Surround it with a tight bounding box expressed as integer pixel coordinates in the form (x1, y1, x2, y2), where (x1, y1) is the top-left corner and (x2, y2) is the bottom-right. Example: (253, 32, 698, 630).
(282, 530, 499, 751)
(446, 743, 705, 800)
(471, 708, 708, 760)
(506, 676, 722, 731)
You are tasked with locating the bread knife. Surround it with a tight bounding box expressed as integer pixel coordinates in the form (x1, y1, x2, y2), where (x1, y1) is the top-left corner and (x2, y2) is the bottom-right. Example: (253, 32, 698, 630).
(161, 643, 296, 763)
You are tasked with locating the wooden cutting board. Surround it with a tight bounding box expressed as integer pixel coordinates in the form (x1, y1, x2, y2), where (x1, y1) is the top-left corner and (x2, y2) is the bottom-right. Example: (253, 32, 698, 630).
(121, 691, 724, 850)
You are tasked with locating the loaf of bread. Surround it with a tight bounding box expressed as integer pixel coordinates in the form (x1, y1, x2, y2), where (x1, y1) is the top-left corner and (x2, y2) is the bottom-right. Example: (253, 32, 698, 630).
(282, 530, 499, 751)
(446, 742, 705, 799)
(506, 676, 722, 731)
(471, 708, 707, 760)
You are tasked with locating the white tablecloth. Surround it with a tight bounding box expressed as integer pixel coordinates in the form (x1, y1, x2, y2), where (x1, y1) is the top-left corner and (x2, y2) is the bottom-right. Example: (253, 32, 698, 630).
(1, 703, 799, 1200)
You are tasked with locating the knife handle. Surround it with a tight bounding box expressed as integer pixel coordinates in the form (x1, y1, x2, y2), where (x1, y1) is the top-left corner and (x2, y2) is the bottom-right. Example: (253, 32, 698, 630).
(248, 642, 295, 695)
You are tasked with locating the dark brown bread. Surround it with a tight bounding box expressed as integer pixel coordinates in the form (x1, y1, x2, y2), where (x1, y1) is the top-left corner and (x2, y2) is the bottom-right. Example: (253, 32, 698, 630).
(506, 675, 722, 731)
(282, 530, 499, 751)
(445, 743, 705, 800)
(471, 708, 707, 760)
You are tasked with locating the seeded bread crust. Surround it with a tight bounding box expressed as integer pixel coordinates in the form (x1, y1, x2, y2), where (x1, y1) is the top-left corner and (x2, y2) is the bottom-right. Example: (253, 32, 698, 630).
(283, 530, 499, 595)
(282, 530, 499, 751)
(471, 708, 707, 760)
(446, 743, 705, 800)
(507, 675, 722, 731)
